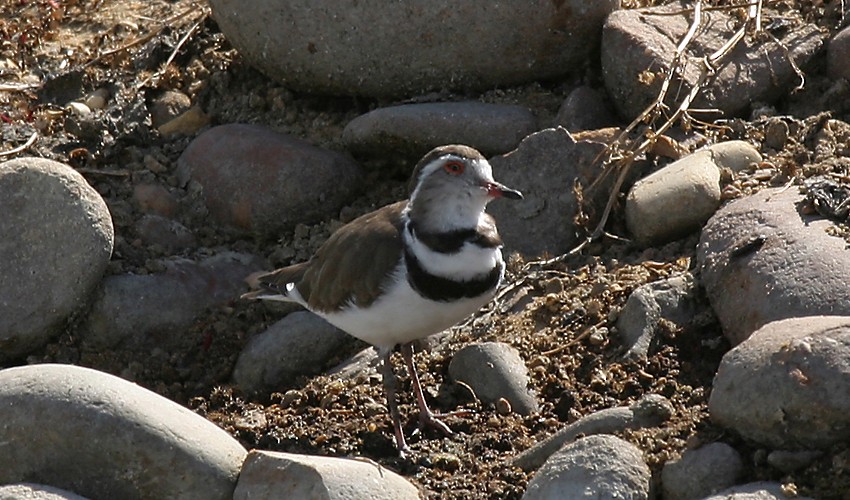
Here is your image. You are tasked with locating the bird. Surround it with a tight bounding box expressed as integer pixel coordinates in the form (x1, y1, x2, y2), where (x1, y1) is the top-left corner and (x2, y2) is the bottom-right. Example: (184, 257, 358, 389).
(242, 144, 522, 455)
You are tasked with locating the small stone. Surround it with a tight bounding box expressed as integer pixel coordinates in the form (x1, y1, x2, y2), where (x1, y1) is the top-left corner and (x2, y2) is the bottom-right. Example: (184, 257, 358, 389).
(233, 450, 419, 499)
(625, 150, 721, 246)
(495, 397, 512, 415)
(764, 119, 789, 150)
(177, 124, 362, 235)
(66, 101, 91, 116)
(449, 342, 538, 415)
(523, 435, 651, 500)
(828, 25, 850, 81)
(133, 183, 179, 217)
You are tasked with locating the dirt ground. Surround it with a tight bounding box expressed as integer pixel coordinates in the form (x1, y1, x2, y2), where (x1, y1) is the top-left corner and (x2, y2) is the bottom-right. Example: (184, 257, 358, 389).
(3, 1, 850, 498)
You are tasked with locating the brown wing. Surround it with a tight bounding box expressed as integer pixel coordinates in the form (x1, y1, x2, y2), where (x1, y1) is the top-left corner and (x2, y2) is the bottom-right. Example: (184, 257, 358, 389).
(293, 201, 406, 312)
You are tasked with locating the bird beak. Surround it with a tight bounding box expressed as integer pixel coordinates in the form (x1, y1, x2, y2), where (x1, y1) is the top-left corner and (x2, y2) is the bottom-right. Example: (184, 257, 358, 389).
(485, 182, 523, 200)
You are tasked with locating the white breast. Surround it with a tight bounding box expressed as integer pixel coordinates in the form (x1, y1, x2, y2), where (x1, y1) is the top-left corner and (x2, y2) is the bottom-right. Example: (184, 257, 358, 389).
(314, 261, 500, 349)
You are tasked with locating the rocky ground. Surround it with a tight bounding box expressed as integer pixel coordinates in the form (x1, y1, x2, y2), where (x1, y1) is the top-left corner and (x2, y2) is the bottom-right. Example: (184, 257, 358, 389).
(2, 0, 850, 498)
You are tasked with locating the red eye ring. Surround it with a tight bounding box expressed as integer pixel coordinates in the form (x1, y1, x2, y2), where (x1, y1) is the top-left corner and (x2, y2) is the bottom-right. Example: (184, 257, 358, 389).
(443, 160, 465, 175)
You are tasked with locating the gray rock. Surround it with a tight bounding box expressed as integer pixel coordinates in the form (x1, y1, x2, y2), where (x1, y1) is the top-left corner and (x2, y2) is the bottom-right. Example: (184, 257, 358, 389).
(327, 346, 380, 381)
(522, 434, 651, 500)
(150, 90, 192, 128)
(554, 86, 617, 132)
(342, 102, 537, 158)
(661, 442, 743, 500)
(0, 364, 246, 500)
(625, 150, 721, 246)
(701, 140, 762, 172)
(709, 316, 850, 449)
(703, 482, 814, 500)
(488, 127, 609, 257)
(512, 394, 673, 472)
(80, 252, 263, 349)
(618, 273, 699, 359)
(0, 157, 113, 362)
(233, 311, 362, 394)
(0, 483, 90, 500)
(828, 25, 850, 81)
(234, 450, 421, 500)
(133, 214, 197, 252)
(766, 449, 822, 473)
(209, 0, 618, 99)
(448, 341, 538, 415)
(698, 187, 850, 345)
(602, 2, 825, 120)
(177, 124, 362, 235)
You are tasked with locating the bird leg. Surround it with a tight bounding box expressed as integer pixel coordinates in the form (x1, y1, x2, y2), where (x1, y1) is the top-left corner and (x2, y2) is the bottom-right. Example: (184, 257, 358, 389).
(378, 347, 409, 456)
(400, 342, 454, 436)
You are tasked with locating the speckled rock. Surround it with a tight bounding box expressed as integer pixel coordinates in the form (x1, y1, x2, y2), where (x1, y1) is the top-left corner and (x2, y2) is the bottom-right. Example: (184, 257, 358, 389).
(80, 252, 263, 349)
(234, 450, 421, 500)
(210, 1, 618, 99)
(342, 102, 537, 158)
(488, 127, 609, 257)
(709, 316, 850, 449)
(661, 442, 744, 500)
(177, 124, 362, 236)
(698, 187, 850, 345)
(522, 434, 651, 500)
(233, 311, 362, 394)
(0, 483, 90, 500)
(448, 341, 538, 415)
(602, 2, 825, 120)
(0, 364, 246, 500)
(0, 157, 113, 362)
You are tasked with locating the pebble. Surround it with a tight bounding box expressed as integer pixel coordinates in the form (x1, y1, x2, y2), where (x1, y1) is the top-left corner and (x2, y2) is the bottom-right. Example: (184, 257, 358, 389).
(554, 86, 617, 132)
(342, 102, 537, 158)
(232, 311, 362, 394)
(522, 434, 651, 500)
(177, 123, 362, 236)
(661, 442, 743, 500)
(82, 88, 109, 110)
(133, 214, 197, 252)
(626, 141, 762, 247)
(0, 364, 246, 500)
(132, 182, 179, 217)
(709, 316, 850, 449)
(698, 187, 850, 345)
(487, 127, 608, 257)
(625, 150, 721, 246)
(209, 0, 618, 98)
(0, 157, 113, 362)
(827, 25, 850, 81)
(150, 89, 192, 128)
(157, 106, 211, 137)
(703, 482, 813, 500)
(602, 3, 825, 120)
(511, 394, 673, 472)
(618, 273, 699, 359)
(0, 483, 90, 500)
(448, 341, 538, 415)
(766, 449, 822, 473)
(234, 450, 420, 499)
(80, 252, 263, 349)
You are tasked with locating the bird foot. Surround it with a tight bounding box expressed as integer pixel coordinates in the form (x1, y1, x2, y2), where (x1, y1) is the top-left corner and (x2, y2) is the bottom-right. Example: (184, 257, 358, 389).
(415, 408, 473, 436)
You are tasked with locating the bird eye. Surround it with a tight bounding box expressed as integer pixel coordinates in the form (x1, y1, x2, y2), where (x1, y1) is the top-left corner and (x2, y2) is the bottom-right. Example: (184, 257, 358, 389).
(443, 161, 465, 175)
